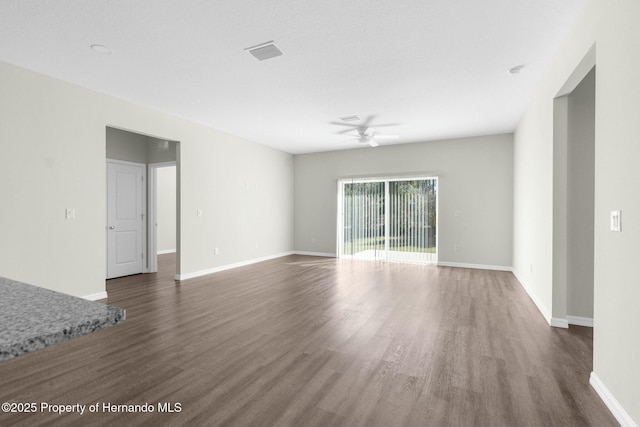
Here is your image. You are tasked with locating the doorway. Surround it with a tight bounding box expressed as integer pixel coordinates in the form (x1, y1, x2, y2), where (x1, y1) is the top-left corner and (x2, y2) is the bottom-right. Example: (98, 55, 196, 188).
(148, 162, 176, 273)
(337, 177, 438, 263)
(106, 127, 179, 279)
(552, 50, 596, 328)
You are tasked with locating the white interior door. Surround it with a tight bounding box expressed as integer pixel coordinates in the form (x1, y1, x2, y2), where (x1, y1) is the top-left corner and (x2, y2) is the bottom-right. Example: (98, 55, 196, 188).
(107, 161, 144, 279)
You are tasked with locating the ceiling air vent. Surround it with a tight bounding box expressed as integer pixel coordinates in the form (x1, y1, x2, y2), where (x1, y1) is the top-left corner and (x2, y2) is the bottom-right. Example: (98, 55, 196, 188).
(245, 41, 283, 61)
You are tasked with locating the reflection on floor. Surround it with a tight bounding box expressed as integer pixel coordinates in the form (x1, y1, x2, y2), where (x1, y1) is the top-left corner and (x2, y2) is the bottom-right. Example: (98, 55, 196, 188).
(347, 249, 437, 264)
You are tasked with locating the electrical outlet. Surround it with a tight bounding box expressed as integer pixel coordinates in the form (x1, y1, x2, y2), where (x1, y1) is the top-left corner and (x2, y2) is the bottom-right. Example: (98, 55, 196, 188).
(197, 208, 203, 217)
(65, 208, 75, 220)
(611, 210, 621, 232)
(214, 247, 219, 255)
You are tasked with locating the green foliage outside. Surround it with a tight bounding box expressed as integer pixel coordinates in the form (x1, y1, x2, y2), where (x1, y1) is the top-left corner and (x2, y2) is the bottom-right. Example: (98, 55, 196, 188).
(342, 179, 437, 257)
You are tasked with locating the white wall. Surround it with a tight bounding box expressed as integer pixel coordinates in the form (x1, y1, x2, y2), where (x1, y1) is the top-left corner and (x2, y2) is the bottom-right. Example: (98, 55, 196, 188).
(0, 60, 294, 297)
(294, 134, 513, 268)
(513, 0, 640, 424)
(157, 166, 176, 253)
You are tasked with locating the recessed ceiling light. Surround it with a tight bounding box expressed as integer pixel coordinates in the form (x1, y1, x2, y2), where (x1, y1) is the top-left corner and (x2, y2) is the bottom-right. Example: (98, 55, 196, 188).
(245, 41, 283, 61)
(90, 44, 112, 54)
(508, 64, 525, 75)
(339, 115, 360, 122)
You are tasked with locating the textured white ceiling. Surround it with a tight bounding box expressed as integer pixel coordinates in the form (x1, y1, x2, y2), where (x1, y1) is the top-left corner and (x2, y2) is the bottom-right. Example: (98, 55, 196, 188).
(0, 0, 586, 154)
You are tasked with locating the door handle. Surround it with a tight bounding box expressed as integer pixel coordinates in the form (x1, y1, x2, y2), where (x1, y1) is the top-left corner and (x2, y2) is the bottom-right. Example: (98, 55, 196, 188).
(109, 226, 116, 230)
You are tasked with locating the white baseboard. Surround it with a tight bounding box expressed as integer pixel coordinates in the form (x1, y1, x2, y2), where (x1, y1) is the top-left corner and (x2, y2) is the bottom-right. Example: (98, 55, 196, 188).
(513, 271, 553, 325)
(512, 275, 588, 330)
(157, 249, 176, 255)
(82, 291, 108, 301)
(175, 251, 295, 281)
(567, 315, 594, 327)
(590, 372, 638, 427)
(550, 317, 569, 329)
(294, 251, 336, 257)
(437, 261, 513, 272)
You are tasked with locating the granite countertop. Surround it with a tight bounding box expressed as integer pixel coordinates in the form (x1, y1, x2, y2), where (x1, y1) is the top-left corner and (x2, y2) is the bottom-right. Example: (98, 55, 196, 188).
(0, 277, 125, 361)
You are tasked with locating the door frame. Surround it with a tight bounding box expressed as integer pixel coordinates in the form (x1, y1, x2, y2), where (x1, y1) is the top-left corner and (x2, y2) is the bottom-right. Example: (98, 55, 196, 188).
(147, 161, 176, 273)
(551, 46, 596, 328)
(106, 159, 148, 277)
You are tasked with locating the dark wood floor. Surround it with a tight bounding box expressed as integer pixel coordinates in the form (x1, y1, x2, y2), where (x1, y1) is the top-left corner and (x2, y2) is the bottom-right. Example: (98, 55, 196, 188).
(0, 255, 618, 426)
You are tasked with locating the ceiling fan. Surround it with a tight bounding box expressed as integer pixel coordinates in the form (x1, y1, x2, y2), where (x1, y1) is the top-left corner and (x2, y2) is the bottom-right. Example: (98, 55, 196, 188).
(345, 127, 399, 147)
(331, 114, 400, 147)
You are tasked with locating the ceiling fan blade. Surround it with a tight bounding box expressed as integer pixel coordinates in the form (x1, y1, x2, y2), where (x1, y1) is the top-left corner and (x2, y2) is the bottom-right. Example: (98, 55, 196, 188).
(361, 115, 376, 128)
(343, 137, 359, 143)
(333, 116, 398, 146)
(329, 121, 361, 127)
(335, 128, 360, 135)
(358, 126, 371, 136)
(367, 123, 399, 128)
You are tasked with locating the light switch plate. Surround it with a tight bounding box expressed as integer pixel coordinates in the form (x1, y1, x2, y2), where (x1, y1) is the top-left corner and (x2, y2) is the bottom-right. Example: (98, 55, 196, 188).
(610, 210, 621, 232)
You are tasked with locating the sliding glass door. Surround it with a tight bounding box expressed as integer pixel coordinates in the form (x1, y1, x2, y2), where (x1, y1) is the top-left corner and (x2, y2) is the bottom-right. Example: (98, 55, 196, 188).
(338, 177, 437, 264)
(341, 181, 386, 260)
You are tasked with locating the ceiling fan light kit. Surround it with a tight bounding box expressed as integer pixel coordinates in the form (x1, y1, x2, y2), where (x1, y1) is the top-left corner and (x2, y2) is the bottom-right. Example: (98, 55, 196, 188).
(359, 135, 379, 147)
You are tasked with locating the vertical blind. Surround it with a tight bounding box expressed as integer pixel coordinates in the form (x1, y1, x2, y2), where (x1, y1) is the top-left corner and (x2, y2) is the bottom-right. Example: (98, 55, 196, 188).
(340, 177, 437, 264)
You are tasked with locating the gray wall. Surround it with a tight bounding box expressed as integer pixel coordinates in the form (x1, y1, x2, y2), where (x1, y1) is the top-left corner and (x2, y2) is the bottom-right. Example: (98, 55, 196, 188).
(106, 127, 149, 163)
(567, 68, 595, 319)
(294, 134, 513, 268)
(148, 138, 178, 164)
(106, 127, 178, 164)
